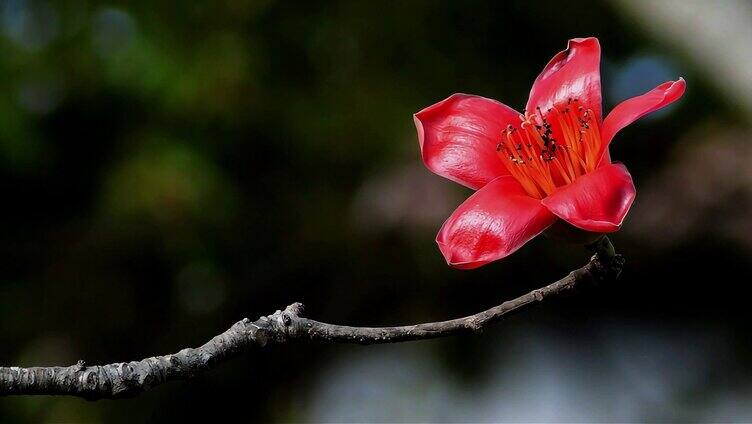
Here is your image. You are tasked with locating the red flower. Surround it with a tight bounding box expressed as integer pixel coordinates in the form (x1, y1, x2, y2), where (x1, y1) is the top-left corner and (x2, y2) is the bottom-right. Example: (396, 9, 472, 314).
(414, 37, 685, 269)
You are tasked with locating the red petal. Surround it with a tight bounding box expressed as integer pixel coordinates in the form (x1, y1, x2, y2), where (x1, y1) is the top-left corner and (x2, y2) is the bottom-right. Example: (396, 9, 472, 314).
(436, 176, 556, 269)
(600, 78, 686, 147)
(526, 37, 602, 122)
(415, 93, 520, 190)
(541, 163, 636, 233)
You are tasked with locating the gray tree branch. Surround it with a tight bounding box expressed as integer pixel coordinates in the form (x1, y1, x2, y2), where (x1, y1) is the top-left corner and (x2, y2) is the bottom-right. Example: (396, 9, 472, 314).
(0, 237, 623, 400)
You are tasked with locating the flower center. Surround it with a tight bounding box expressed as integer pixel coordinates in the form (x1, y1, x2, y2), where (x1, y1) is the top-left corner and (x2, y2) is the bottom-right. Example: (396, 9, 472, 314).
(496, 98, 603, 199)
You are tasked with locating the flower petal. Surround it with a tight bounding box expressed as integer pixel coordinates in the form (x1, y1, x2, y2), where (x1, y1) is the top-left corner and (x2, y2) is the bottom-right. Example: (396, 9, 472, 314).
(415, 93, 521, 190)
(526, 37, 602, 122)
(541, 163, 636, 233)
(600, 78, 686, 147)
(436, 176, 556, 269)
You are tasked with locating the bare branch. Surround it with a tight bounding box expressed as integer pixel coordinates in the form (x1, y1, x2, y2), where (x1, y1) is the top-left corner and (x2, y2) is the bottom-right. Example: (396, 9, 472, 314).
(0, 237, 623, 399)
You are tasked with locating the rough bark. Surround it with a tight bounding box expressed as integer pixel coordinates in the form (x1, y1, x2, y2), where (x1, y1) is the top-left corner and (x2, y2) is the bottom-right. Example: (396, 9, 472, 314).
(0, 237, 623, 399)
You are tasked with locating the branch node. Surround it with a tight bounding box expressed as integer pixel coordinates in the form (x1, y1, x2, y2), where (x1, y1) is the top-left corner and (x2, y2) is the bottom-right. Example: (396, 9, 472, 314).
(532, 289, 544, 301)
(285, 302, 305, 317)
(465, 320, 483, 333)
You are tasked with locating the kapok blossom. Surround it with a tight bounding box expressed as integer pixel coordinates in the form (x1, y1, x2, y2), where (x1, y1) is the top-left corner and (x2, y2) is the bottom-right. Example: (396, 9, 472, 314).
(414, 37, 685, 269)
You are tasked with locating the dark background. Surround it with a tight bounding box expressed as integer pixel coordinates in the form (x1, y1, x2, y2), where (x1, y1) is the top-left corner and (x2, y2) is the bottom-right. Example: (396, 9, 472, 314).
(1, 0, 751, 421)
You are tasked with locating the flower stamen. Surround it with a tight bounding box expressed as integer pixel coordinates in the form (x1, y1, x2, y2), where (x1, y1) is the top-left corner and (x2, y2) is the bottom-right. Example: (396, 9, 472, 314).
(497, 99, 603, 199)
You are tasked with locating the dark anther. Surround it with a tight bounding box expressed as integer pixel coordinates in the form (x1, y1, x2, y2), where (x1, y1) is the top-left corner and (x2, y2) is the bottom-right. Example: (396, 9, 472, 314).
(282, 314, 292, 326)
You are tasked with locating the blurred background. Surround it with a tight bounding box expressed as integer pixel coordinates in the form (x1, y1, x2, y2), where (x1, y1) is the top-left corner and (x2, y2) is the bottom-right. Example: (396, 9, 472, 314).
(1, 0, 751, 421)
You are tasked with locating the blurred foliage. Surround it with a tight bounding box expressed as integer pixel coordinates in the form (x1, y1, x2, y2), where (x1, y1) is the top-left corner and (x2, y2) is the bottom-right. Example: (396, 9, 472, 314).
(0, 0, 749, 422)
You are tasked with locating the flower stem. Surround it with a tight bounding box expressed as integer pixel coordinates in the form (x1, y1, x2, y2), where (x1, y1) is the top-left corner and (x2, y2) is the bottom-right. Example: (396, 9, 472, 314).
(584, 235, 615, 262)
